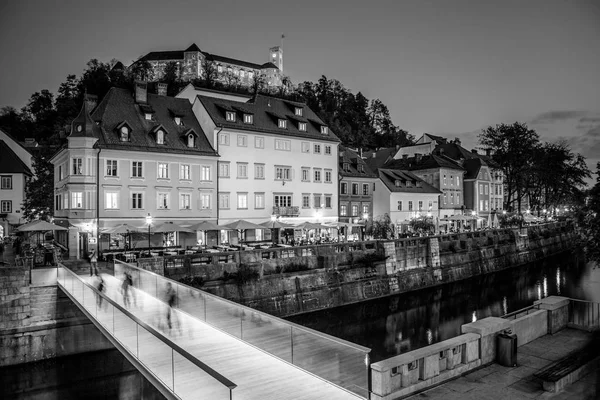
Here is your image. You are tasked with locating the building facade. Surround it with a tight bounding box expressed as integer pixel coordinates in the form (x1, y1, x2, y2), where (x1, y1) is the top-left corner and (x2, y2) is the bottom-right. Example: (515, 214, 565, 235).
(134, 43, 284, 89)
(179, 88, 339, 242)
(51, 85, 218, 259)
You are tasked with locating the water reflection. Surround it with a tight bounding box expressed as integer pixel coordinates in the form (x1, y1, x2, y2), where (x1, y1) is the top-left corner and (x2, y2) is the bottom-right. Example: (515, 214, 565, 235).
(288, 252, 599, 362)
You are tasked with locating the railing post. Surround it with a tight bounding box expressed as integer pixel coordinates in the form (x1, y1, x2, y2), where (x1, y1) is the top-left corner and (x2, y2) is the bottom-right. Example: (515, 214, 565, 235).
(290, 326, 294, 364)
(172, 348, 175, 392)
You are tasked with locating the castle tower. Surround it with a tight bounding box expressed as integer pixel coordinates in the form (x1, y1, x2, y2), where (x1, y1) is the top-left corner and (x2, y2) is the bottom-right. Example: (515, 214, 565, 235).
(269, 46, 283, 72)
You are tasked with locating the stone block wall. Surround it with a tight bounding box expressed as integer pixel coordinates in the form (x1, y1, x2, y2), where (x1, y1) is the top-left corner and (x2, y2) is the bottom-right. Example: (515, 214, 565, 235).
(0, 267, 31, 330)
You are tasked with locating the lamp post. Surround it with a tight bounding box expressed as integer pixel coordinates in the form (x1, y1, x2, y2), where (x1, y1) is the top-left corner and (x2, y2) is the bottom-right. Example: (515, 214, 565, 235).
(146, 213, 152, 254)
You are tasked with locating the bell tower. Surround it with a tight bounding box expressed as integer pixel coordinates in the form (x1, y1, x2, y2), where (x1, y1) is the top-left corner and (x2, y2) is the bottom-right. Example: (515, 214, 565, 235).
(269, 46, 283, 72)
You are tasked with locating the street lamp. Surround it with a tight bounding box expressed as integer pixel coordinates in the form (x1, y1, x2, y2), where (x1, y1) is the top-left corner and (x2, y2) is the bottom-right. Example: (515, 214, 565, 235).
(146, 213, 152, 254)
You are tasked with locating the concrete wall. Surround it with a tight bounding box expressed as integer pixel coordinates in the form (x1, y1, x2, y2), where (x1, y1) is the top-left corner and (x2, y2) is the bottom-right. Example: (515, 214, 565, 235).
(507, 310, 548, 347)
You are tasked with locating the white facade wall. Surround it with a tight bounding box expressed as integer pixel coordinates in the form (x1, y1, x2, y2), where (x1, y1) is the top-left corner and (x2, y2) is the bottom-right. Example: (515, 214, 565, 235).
(373, 180, 441, 225)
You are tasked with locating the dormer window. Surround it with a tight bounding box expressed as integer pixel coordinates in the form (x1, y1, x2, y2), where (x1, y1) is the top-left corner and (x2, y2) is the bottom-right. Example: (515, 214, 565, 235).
(343, 163, 350, 172)
(358, 164, 364, 173)
(174, 117, 182, 126)
(156, 129, 165, 144)
(187, 134, 194, 148)
(243, 114, 253, 124)
(395, 180, 401, 187)
(278, 119, 287, 129)
(226, 111, 236, 122)
(298, 122, 307, 132)
(145, 113, 152, 120)
(321, 126, 329, 135)
(295, 107, 303, 116)
(120, 126, 129, 142)
(406, 181, 412, 187)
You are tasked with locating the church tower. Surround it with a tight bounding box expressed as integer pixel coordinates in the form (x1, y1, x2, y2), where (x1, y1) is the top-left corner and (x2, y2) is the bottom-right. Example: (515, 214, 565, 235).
(269, 46, 283, 72)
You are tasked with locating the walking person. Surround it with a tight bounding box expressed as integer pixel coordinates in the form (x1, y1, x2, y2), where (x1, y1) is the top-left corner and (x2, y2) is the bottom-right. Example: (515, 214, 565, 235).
(165, 282, 179, 332)
(121, 272, 132, 308)
(89, 249, 98, 276)
(95, 275, 106, 310)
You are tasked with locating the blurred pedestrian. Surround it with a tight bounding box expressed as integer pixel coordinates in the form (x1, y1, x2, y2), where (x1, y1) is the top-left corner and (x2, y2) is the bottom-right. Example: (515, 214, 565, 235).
(165, 282, 179, 332)
(95, 275, 106, 309)
(89, 249, 98, 276)
(121, 272, 132, 308)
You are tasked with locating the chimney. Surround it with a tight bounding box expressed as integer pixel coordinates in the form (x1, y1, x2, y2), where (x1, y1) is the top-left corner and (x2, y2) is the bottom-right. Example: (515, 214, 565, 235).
(84, 93, 98, 112)
(454, 137, 461, 146)
(135, 80, 148, 104)
(157, 83, 168, 96)
(415, 153, 422, 163)
(471, 149, 478, 154)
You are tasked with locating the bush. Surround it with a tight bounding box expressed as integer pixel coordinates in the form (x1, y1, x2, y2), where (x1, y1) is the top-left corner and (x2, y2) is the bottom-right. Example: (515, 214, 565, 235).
(352, 253, 387, 268)
(449, 242, 458, 253)
(178, 275, 204, 287)
(223, 264, 260, 285)
(275, 263, 309, 274)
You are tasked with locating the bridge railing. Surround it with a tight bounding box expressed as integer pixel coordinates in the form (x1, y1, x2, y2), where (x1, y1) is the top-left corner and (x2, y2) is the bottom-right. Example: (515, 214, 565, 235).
(57, 266, 237, 400)
(115, 260, 371, 398)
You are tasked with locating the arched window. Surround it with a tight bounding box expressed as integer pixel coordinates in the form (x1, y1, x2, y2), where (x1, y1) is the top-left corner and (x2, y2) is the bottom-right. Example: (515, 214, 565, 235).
(187, 134, 194, 148)
(156, 130, 164, 144)
(120, 126, 129, 141)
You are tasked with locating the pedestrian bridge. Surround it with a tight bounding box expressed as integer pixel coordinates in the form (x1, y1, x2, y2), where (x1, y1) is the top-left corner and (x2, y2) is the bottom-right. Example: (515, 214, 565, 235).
(56, 261, 370, 400)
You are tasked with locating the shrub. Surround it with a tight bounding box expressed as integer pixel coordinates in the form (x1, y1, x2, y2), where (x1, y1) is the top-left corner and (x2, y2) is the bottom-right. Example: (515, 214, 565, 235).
(178, 275, 204, 287)
(275, 262, 310, 274)
(223, 264, 260, 285)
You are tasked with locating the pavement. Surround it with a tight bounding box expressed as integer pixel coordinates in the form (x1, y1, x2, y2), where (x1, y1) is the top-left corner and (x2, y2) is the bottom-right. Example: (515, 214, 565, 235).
(407, 328, 599, 400)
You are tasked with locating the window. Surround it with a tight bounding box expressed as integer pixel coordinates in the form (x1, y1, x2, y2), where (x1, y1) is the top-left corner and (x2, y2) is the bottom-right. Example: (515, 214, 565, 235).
(58, 165, 64, 180)
(55, 195, 61, 211)
(274, 195, 292, 207)
(325, 195, 332, 208)
(340, 205, 348, 216)
(275, 139, 291, 151)
(397, 201, 402, 211)
(219, 193, 230, 209)
(218, 162, 230, 178)
(450, 175, 453, 186)
(217, 65, 223, 73)
(219, 133, 230, 146)
(295, 107, 303, 116)
(120, 126, 129, 141)
(132, 193, 143, 209)
(298, 122, 307, 131)
(314, 169, 322, 182)
(226, 111, 236, 122)
(105, 192, 118, 209)
(301, 142, 310, 153)
(180, 164, 190, 180)
(341, 182, 348, 194)
(200, 193, 211, 209)
(479, 200, 484, 211)
(63, 196, 68, 210)
(314, 194, 322, 208)
(301, 167, 310, 182)
(254, 136, 264, 148)
(248, 71, 254, 80)
(325, 170, 332, 183)
(325, 145, 331, 155)
(457, 193, 460, 204)
(187, 134, 195, 148)
(314, 144, 321, 154)
(443, 175, 447, 186)
(352, 183, 359, 195)
(302, 194, 310, 208)
(180, 193, 191, 209)
(479, 185, 483, 195)
(358, 164, 364, 173)
(0, 176, 12, 189)
(201, 166, 211, 181)
(243, 114, 253, 124)
(484, 185, 489, 195)
(237, 135, 247, 147)
(132, 161, 143, 178)
(254, 164, 265, 179)
(418, 201, 423, 210)
(362, 184, 369, 195)
(72, 158, 82, 175)
(444, 192, 447, 204)
(174, 117, 182, 126)
(158, 193, 169, 209)
(275, 166, 291, 180)
(450, 193, 454, 204)
(408, 201, 413, 211)
(351, 204, 359, 216)
(278, 119, 287, 129)
(456, 176, 460, 186)
(156, 130, 165, 144)
(1, 200, 12, 213)
(429, 200, 433, 210)
(254, 193, 265, 209)
(72, 192, 83, 208)
(321, 126, 328, 135)
(485, 200, 489, 211)
(362, 204, 369, 214)
(158, 163, 169, 179)
(237, 163, 248, 179)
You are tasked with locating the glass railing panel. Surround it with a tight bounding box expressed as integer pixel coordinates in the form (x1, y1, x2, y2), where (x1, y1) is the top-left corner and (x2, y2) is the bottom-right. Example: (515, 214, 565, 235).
(81, 281, 98, 318)
(205, 295, 243, 338)
(156, 278, 172, 306)
(176, 284, 206, 322)
(292, 327, 368, 396)
(96, 297, 115, 334)
(173, 352, 232, 400)
(138, 325, 174, 390)
(113, 306, 138, 353)
(139, 270, 157, 297)
(242, 311, 292, 362)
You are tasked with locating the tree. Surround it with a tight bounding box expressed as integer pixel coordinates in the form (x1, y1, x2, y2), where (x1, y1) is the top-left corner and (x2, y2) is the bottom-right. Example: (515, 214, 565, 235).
(129, 59, 152, 82)
(369, 214, 395, 239)
(22, 150, 54, 221)
(223, 69, 241, 89)
(0, 107, 29, 141)
(78, 59, 112, 101)
(409, 216, 435, 234)
(251, 72, 267, 95)
(581, 162, 600, 263)
(162, 61, 184, 96)
(479, 122, 540, 211)
(201, 58, 219, 89)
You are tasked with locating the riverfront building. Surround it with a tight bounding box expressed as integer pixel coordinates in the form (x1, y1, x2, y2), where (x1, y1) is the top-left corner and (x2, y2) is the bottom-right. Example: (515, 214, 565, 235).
(50, 85, 218, 258)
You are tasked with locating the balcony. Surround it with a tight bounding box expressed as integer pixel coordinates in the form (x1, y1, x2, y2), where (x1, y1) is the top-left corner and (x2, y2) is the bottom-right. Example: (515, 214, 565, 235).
(272, 206, 300, 217)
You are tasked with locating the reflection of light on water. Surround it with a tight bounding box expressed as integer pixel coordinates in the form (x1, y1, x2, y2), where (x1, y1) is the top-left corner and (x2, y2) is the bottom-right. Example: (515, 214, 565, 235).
(397, 332, 403, 341)
(543, 275, 548, 298)
(502, 296, 508, 315)
(556, 268, 561, 295)
(537, 281, 542, 300)
(426, 329, 433, 345)
(472, 311, 477, 322)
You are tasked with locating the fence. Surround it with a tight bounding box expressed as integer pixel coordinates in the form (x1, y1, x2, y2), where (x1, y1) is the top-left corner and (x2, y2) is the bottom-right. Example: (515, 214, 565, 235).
(57, 266, 236, 400)
(115, 260, 371, 397)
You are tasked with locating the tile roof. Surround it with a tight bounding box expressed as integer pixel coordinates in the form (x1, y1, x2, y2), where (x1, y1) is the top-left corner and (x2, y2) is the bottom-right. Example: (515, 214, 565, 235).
(339, 146, 377, 178)
(197, 94, 340, 143)
(384, 154, 465, 172)
(462, 158, 485, 179)
(91, 87, 217, 156)
(185, 43, 201, 52)
(378, 169, 442, 194)
(364, 147, 398, 172)
(422, 133, 448, 143)
(69, 100, 102, 138)
(0, 140, 32, 175)
(433, 142, 478, 161)
(139, 50, 184, 62)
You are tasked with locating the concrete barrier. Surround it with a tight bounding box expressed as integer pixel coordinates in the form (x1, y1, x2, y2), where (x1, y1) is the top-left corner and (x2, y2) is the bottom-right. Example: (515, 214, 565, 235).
(507, 309, 548, 347)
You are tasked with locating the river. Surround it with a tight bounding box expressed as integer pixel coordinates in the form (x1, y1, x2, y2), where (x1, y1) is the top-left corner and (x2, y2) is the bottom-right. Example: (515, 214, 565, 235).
(287, 250, 600, 362)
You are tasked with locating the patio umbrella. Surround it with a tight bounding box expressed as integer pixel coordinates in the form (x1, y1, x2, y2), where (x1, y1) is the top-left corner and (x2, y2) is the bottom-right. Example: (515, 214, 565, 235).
(493, 213, 500, 228)
(223, 220, 265, 244)
(487, 213, 493, 228)
(189, 221, 227, 248)
(260, 220, 293, 244)
(17, 220, 68, 232)
(101, 223, 140, 250)
(150, 222, 194, 233)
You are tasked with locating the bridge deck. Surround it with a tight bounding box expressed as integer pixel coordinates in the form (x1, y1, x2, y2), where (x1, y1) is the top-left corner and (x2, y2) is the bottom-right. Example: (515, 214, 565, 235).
(73, 273, 361, 400)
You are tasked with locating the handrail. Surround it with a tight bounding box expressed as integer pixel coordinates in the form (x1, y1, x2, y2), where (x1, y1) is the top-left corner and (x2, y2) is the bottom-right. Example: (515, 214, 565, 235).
(501, 304, 541, 320)
(115, 260, 370, 353)
(57, 265, 237, 390)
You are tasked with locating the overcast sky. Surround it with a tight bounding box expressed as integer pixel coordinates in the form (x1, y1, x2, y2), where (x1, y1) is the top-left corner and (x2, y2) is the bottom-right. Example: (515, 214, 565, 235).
(1, 0, 599, 179)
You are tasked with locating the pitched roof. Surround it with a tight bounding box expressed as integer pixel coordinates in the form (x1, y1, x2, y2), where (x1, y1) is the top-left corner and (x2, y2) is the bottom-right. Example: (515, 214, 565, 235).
(205, 53, 265, 70)
(185, 43, 201, 52)
(339, 146, 377, 178)
(91, 87, 217, 156)
(197, 94, 339, 142)
(139, 50, 184, 62)
(378, 169, 442, 194)
(384, 154, 465, 172)
(433, 142, 478, 161)
(0, 140, 32, 175)
(423, 133, 448, 143)
(463, 158, 485, 179)
(364, 147, 397, 171)
(69, 100, 102, 138)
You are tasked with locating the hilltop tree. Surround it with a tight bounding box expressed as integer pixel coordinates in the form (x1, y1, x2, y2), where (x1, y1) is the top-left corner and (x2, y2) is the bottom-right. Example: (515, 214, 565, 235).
(21, 149, 54, 221)
(581, 162, 600, 263)
(200, 58, 219, 89)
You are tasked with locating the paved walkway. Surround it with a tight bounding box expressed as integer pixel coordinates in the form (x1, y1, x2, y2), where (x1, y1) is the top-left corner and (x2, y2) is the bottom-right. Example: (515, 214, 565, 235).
(408, 328, 599, 399)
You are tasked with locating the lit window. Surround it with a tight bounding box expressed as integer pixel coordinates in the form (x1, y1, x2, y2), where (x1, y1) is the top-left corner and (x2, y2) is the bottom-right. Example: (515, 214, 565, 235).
(219, 133, 230, 146)
(71, 192, 83, 209)
(443, 175, 447, 186)
(158, 163, 169, 179)
(255, 136, 264, 148)
(298, 122, 307, 131)
(254, 193, 265, 209)
(237, 135, 247, 147)
(340, 205, 347, 215)
(362, 184, 369, 195)
(351, 204, 359, 216)
(201, 166, 211, 181)
(244, 114, 253, 124)
(218, 162, 230, 178)
(180, 164, 190, 180)
(72, 158, 83, 175)
(237, 193, 248, 209)
(321, 126, 328, 135)
(132, 193, 143, 209)
(254, 164, 265, 179)
(237, 163, 248, 179)
(158, 193, 169, 209)
(362, 204, 369, 214)
(180, 193, 191, 210)
(105, 192, 118, 209)
(278, 119, 287, 129)
(341, 182, 347, 194)
(156, 129, 165, 144)
(226, 111, 236, 122)
(295, 107, 303, 116)
(352, 183, 358, 195)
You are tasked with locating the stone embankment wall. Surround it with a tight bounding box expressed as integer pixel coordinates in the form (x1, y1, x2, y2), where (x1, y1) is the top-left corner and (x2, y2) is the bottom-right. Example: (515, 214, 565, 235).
(0, 267, 113, 367)
(180, 222, 576, 318)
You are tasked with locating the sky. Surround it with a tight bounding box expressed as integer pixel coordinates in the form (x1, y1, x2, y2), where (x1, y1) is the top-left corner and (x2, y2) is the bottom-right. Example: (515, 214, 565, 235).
(1, 0, 599, 182)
